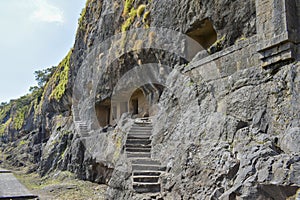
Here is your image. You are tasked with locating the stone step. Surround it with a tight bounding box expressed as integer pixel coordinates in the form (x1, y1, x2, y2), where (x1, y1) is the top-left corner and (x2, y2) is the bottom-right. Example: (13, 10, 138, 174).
(128, 132, 151, 136)
(126, 139, 151, 145)
(125, 144, 151, 149)
(128, 133, 152, 137)
(130, 126, 152, 130)
(131, 126, 152, 128)
(78, 124, 87, 126)
(0, 168, 11, 173)
(76, 123, 87, 125)
(127, 135, 151, 140)
(133, 171, 161, 176)
(133, 183, 160, 193)
(127, 152, 151, 158)
(128, 132, 151, 135)
(132, 124, 152, 127)
(129, 130, 152, 133)
(131, 159, 161, 165)
(132, 165, 166, 171)
(133, 176, 159, 183)
(126, 148, 151, 153)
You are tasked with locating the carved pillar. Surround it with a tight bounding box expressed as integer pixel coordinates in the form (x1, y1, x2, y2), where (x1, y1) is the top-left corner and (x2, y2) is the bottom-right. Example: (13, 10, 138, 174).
(256, 0, 299, 68)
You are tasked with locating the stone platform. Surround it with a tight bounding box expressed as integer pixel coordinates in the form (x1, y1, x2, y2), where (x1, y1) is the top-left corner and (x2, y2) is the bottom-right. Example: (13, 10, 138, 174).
(0, 168, 38, 199)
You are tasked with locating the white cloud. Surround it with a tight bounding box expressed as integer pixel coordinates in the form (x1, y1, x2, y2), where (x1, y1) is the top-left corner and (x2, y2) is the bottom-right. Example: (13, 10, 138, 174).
(31, 0, 64, 23)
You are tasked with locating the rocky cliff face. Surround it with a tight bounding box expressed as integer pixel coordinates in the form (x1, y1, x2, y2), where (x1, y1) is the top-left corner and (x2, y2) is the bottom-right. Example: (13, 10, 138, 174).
(149, 63, 300, 199)
(0, 0, 299, 199)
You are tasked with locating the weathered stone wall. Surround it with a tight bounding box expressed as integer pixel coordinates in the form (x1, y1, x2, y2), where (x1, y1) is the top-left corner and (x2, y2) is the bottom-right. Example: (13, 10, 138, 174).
(106, 0, 300, 199)
(151, 61, 300, 200)
(255, 0, 299, 68)
(184, 36, 260, 81)
(1, 0, 300, 199)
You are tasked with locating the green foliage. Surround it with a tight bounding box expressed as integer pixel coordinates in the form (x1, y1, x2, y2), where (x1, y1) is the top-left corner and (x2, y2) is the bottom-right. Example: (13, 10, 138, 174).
(123, 0, 134, 16)
(129, 7, 137, 18)
(208, 35, 225, 54)
(13, 106, 29, 130)
(137, 4, 146, 18)
(49, 50, 72, 101)
(235, 35, 247, 44)
(30, 87, 43, 100)
(0, 80, 43, 133)
(0, 104, 12, 124)
(0, 118, 11, 136)
(18, 140, 28, 147)
(0, 52, 59, 135)
(122, 7, 137, 32)
(34, 66, 57, 87)
(0, 102, 8, 107)
(78, 0, 92, 31)
(143, 11, 150, 23)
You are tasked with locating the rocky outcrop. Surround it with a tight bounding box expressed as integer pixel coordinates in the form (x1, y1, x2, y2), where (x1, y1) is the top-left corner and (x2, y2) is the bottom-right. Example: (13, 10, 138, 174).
(148, 63, 300, 199)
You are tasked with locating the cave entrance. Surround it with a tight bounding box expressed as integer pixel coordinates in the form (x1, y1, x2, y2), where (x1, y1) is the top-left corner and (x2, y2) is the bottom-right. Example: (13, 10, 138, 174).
(186, 18, 217, 49)
(129, 84, 165, 118)
(129, 88, 149, 118)
(132, 99, 139, 115)
(110, 83, 165, 125)
(95, 98, 111, 127)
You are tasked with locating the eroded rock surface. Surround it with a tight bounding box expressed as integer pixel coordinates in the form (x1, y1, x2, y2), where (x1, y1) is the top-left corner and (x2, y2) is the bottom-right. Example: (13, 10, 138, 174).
(0, 0, 299, 199)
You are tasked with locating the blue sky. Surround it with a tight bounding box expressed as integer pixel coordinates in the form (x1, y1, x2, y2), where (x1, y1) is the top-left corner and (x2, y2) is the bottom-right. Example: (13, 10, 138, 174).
(0, 0, 86, 103)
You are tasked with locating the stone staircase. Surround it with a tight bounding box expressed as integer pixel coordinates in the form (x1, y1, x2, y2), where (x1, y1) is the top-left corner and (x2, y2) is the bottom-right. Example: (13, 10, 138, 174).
(74, 121, 89, 137)
(125, 122, 166, 193)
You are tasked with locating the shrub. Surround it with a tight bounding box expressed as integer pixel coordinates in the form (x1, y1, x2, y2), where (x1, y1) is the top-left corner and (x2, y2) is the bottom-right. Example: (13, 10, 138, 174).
(143, 11, 150, 23)
(121, 8, 137, 32)
(137, 5, 146, 18)
(123, 0, 134, 17)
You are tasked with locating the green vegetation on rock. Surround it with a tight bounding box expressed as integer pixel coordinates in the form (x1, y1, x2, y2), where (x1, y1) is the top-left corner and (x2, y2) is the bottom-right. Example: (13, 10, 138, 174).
(123, 0, 134, 17)
(122, 7, 137, 32)
(0, 66, 47, 134)
(137, 4, 146, 18)
(121, 1, 151, 32)
(0, 118, 11, 136)
(78, 0, 92, 31)
(13, 106, 29, 130)
(49, 50, 72, 101)
(122, 8, 136, 32)
(0, 104, 12, 124)
(143, 11, 150, 23)
(34, 66, 57, 88)
(18, 140, 29, 148)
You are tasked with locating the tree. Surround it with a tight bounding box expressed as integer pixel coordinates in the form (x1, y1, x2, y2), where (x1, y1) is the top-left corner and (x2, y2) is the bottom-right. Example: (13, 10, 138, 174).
(34, 66, 57, 87)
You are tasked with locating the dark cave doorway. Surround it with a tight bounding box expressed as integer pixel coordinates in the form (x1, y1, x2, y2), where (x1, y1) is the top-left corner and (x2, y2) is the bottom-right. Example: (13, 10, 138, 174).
(186, 18, 217, 50)
(95, 98, 111, 127)
(129, 84, 165, 119)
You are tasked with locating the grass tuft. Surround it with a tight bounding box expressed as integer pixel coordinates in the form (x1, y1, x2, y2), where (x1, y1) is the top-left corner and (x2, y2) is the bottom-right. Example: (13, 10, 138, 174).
(137, 5, 146, 18)
(123, 0, 134, 17)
